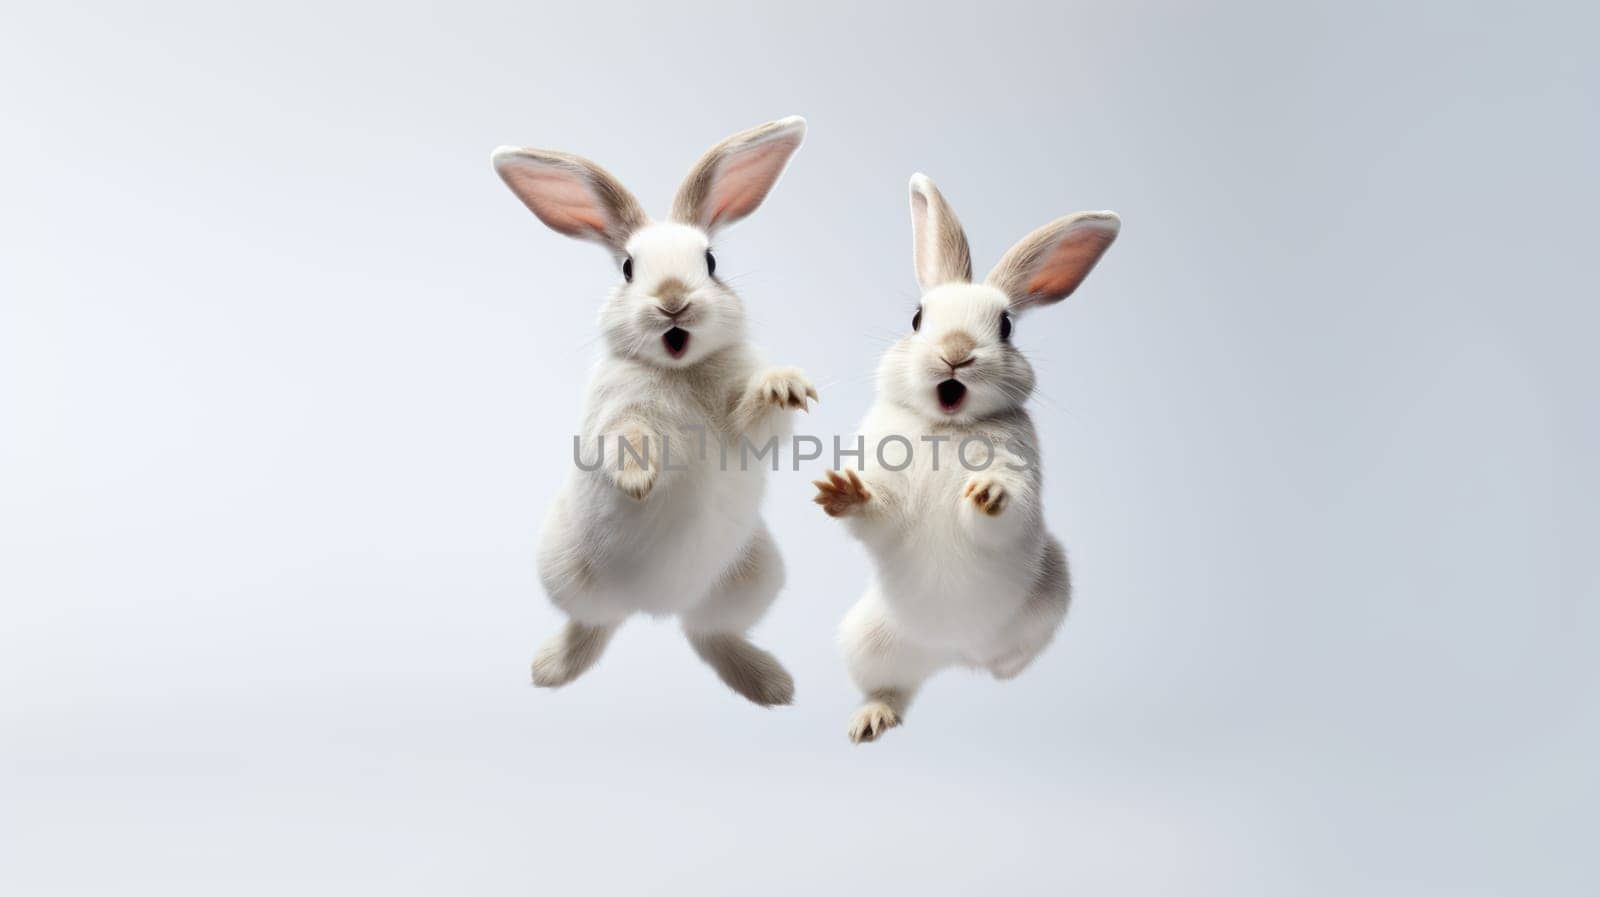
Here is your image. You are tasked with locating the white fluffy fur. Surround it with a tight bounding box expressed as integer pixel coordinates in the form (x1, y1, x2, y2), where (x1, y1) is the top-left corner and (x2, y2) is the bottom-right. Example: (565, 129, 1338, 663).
(824, 174, 1119, 742)
(493, 118, 810, 706)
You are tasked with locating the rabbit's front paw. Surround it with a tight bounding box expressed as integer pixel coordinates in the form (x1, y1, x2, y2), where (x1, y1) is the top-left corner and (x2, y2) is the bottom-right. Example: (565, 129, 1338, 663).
(813, 469, 872, 517)
(847, 700, 901, 744)
(962, 473, 1009, 516)
(612, 426, 657, 501)
(754, 366, 817, 412)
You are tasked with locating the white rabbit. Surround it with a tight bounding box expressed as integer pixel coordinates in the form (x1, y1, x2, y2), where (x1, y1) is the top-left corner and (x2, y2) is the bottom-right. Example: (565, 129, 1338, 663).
(491, 117, 814, 706)
(814, 173, 1119, 741)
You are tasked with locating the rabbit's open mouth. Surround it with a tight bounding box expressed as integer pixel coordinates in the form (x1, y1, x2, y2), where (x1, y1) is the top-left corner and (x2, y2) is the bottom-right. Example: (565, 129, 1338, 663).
(663, 327, 690, 358)
(936, 379, 967, 412)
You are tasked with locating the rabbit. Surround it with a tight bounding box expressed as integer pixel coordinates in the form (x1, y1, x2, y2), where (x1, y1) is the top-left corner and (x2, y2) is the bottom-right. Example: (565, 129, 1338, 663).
(813, 173, 1119, 742)
(490, 117, 815, 706)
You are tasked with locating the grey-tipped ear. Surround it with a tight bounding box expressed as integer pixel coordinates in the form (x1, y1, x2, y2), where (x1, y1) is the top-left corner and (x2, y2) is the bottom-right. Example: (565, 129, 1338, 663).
(491, 146, 648, 255)
(671, 116, 806, 234)
(986, 212, 1120, 311)
(908, 173, 973, 291)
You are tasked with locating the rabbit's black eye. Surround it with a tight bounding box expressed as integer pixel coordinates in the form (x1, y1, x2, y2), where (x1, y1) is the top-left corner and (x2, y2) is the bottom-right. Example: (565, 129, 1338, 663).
(999, 311, 1012, 341)
(705, 251, 716, 276)
(622, 257, 633, 282)
(912, 308, 922, 332)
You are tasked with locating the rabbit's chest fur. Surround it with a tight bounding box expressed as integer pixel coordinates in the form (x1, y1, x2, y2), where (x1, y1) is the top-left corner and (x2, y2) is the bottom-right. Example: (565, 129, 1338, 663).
(539, 355, 767, 620)
(857, 404, 1046, 650)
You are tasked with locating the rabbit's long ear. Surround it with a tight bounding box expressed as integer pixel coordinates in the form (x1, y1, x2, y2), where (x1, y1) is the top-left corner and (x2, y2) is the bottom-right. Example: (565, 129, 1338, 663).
(671, 116, 806, 235)
(908, 173, 973, 291)
(986, 212, 1120, 311)
(491, 147, 648, 255)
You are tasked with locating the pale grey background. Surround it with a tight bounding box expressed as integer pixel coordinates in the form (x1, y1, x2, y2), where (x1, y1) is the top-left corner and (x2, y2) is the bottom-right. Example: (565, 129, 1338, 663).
(3, 1, 1596, 894)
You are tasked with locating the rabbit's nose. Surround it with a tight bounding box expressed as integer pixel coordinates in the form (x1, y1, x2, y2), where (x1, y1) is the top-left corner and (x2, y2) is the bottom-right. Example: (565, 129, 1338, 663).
(939, 331, 977, 368)
(655, 277, 690, 314)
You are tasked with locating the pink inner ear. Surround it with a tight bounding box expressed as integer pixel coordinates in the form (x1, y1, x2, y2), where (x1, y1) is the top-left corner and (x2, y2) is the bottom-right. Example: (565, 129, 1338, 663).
(504, 166, 608, 237)
(705, 138, 798, 229)
(1028, 227, 1116, 301)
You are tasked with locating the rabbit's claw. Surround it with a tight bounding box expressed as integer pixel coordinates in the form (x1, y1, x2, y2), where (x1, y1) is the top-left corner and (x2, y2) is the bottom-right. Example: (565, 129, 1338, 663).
(962, 473, 1008, 516)
(847, 700, 901, 744)
(813, 468, 872, 517)
(756, 367, 817, 412)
